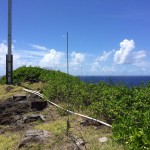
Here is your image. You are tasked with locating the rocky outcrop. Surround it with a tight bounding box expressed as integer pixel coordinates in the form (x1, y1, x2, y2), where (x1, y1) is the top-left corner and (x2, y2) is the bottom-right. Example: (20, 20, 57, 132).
(18, 129, 51, 148)
(0, 94, 47, 125)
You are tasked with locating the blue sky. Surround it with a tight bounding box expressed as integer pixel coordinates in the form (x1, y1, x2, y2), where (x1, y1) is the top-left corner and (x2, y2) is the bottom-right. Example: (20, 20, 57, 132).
(0, 0, 150, 76)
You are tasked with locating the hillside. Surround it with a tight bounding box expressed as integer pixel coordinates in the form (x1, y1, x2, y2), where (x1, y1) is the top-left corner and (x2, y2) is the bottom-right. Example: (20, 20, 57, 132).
(0, 66, 149, 150)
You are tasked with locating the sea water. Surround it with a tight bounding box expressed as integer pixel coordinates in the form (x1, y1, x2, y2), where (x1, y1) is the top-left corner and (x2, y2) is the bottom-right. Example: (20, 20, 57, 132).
(78, 76, 150, 87)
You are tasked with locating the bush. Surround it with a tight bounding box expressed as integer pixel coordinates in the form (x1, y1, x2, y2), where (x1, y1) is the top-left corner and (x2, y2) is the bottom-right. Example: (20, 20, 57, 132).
(44, 79, 150, 150)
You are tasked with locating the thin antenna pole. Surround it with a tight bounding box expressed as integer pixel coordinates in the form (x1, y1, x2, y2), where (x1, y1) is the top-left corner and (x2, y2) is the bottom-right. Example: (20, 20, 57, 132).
(66, 32, 70, 136)
(80, 63, 82, 76)
(67, 32, 69, 74)
(8, 0, 12, 56)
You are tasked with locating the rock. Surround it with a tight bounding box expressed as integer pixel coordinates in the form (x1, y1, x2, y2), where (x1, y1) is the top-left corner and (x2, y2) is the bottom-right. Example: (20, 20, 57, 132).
(69, 135, 85, 148)
(0, 93, 48, 126)
(80, 119, 102, 127)
(99, 137, 108, 143)
(58, 143, 79, 150)
(31, 101, 47, 111)
(0, 129, 5, 134)
(18, 129, 51, 148)
(22, 114, 46, 123)
(5, 86, 13, 92)
(13, 95, 27, 101)
(62, 144, 79, 150)
(76, 138, 85, 146)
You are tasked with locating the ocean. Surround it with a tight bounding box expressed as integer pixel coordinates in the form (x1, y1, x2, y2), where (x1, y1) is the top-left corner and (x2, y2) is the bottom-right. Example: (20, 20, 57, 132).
(1, 75, 150, 87)
(78, 76, 150, 87)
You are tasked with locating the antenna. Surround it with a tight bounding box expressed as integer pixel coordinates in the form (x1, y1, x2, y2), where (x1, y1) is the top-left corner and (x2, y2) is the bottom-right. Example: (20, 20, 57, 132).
(67, 32, 69, 75)
(6, 0, 13, 84)
(66, 32, 70, 136)
(80, 63, 82, 77)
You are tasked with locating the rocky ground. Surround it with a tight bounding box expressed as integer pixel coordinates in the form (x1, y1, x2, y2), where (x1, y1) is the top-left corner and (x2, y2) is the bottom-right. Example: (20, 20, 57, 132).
(0, 94, 47, 125)
(0, 91, 88, 149)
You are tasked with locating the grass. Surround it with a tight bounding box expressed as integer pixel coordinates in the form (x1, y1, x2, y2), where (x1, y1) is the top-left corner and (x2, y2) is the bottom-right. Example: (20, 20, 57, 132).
(21, 81, 44, 90)
(0, 84, 25, 101)
(0, 132, 20, 150)
(35, 119, 67, 136)
(0, 82, 44, 102)
(34, 115, 124, 150)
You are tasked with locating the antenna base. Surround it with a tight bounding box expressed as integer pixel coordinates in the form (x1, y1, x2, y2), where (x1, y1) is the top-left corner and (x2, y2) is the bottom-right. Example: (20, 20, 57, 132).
(6, 54, 13, 84)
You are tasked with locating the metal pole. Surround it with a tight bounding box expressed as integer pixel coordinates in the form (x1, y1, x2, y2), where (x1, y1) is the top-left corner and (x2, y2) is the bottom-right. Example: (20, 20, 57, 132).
(67, 32, 69, 75)
(66, 32, 70, 136)
(8, 0, 12, 56)
(6, 0, 13, 84)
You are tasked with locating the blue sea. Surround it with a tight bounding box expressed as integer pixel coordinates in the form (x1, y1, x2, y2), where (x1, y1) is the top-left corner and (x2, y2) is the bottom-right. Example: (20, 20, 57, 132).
(78, 76, 150, 87)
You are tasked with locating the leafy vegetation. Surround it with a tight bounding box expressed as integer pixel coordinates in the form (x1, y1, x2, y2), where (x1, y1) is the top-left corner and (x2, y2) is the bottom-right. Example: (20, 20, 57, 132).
(0, 66, 149, 149)
(43, 75, 150, 150)
(0, 66, 77, 85)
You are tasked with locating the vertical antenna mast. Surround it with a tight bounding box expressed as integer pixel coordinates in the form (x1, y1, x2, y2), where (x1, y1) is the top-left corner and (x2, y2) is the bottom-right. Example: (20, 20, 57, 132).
(6, 0, 13, 84)
(67, 32, 69, 74)
(66, 32, 70, 136)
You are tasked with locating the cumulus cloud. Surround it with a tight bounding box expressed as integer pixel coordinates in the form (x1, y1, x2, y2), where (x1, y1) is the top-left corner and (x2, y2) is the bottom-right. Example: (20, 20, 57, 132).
(0, 43, 7, 66)
(114, 39, 135, 64)
(91, 51, 112, 71)
(114, 39, 147, 65)
(0, 42, 36, 73)
(71, 51, 85, 65)
(0, 40, 149, 76)
(0, 43, 15, 65)
(91, 61, 99, 72)
(40, 49, 64, 68)
(0, 43, 7, 54)
(96, 51, 112, 62)
(0, 42, 23, 75)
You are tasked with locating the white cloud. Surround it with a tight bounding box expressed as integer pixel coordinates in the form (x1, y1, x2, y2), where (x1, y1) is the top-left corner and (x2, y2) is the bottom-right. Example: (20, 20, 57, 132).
(0, 40, 149, 76)
(21, 50, 46, 57)
(91, 51, 112, 71)
(40, 49, 64, 69)
(30, 44, 48, 51)
(132, 50, 146, 62)
(0, 42, 23, 75)
(0, 42, 65, 75)
(101, 66, 115, 73)
(114, 39, 135, 64)
(114, 39, 147, 66)
(0, 43, 7, 66)
(0, 43, 7, 54)
(91, 39, 148, 75)
(96, 51, 112, 62)
(91, 61, 99, 72)
(71, 51, 85, 65)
